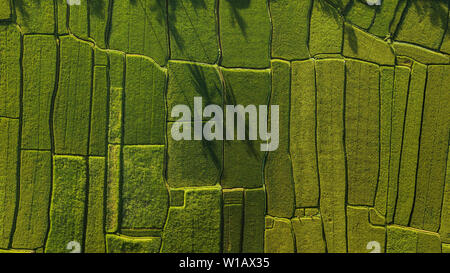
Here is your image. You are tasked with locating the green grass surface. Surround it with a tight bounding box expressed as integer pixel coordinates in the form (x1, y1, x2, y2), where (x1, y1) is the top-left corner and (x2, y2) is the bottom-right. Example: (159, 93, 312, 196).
(124, 55, 166, 145)
(122, 145, 167, 229)
(345, 59, 379, 206)
(270, 0, 311, 60)
(161, 187, 221, 252)
(45, 156, 86, 253)
(316, 59, 347, 253)
(168, 0, 219, 63)
(265, 60, 294, 218)
(290, 59, 319, 208)
(22, 35, 57, 150)
(85, 157, 106, 253)
(13, 151, 51, 249)
(0, 25, 20, 119)
(220, 0, 271, 68)
(0, 118, 19, 248)
(53, 36, 93, 155)
(0, 0, 449, 253)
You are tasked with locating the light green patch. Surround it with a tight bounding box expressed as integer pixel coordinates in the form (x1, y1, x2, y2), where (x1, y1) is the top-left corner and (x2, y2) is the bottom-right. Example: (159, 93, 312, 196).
(343, 23, 395, 65)
(305, 208, 319, 217)
(265, 216, 274, 229)
(443, 244, 450, 253)
(89, 66, 108, 156)
(270, 0, 311, 60)
(22, 35, 57, 150)
(416, 231, 442, 253)
(105, 54, 122, 162)
(394, 62, 426, 226)
(167, 122, 222, 188)
(393, 42, 450, 64)
(0, 24, 20, 118)
(94, 48, 108, 66)
(15, 0, 54, 34)
(440, 146, 450, 243)
(347, 206, 385, 253)
(411, 65, 450, 232)
(369, 208, 386, 226)
(45, 156, 86, 253)
(108, 51, 125, 89)
(120, 229, 162, 237)
(221, 68, 270, 189)
(161, 187, 221, 253)
(315, 59, 346, 253)
(106, 144, 120, 233)
(309, 0, 343, 56)
(345, 60, 379, 206)
(396, 56, 414, 67)
(220, 0, 271, 68)
(0, 249, 34, 253)
(223, 188, 243, 204)
(386, 225, 416, 253)
(85, 157, 106, 253)
(292, 215, 326, 253)
(108, 87, 123, 145)
(386, 66, 410, 223)
(290, 59, 319, 208)
(12, 151, 51, 250)
(223, 189, 243, 253)
(0, 0, 11, 20)
(369, 0, 401, 37)
(314, 53, 345, 59)
(106, 234, 161, 253)
(264, 217, 295, 253)
(122, 145, 168, 229)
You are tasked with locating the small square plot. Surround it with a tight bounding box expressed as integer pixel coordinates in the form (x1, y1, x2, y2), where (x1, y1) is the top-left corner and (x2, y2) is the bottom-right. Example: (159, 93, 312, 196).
(170, 189, 185, 207)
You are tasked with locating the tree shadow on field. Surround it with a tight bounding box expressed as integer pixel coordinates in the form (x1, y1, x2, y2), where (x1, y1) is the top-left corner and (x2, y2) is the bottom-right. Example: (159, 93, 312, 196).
(125, 0, 168, 57)
(225, 0, 250, 38)
(317, 0, 449, 53)
(168, 0, 214, 59)
(410, 0, 448, 29)
(167, 64, 223, 171)
(13, 0, 106, 18)
(316, 0, 360, 54)
(126, 0, 253, 52)
(188, 64, 222, 106)
(88, 0, 106, 18)
(223, 77, 261, 161)
(317, 0, 347, 21)
(184, 64, 254, 171)
(13, 0, 35, 19)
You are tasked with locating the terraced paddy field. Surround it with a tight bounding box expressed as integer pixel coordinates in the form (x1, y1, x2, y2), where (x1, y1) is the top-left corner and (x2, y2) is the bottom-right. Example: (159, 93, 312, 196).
(0, 0, 449, 253)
